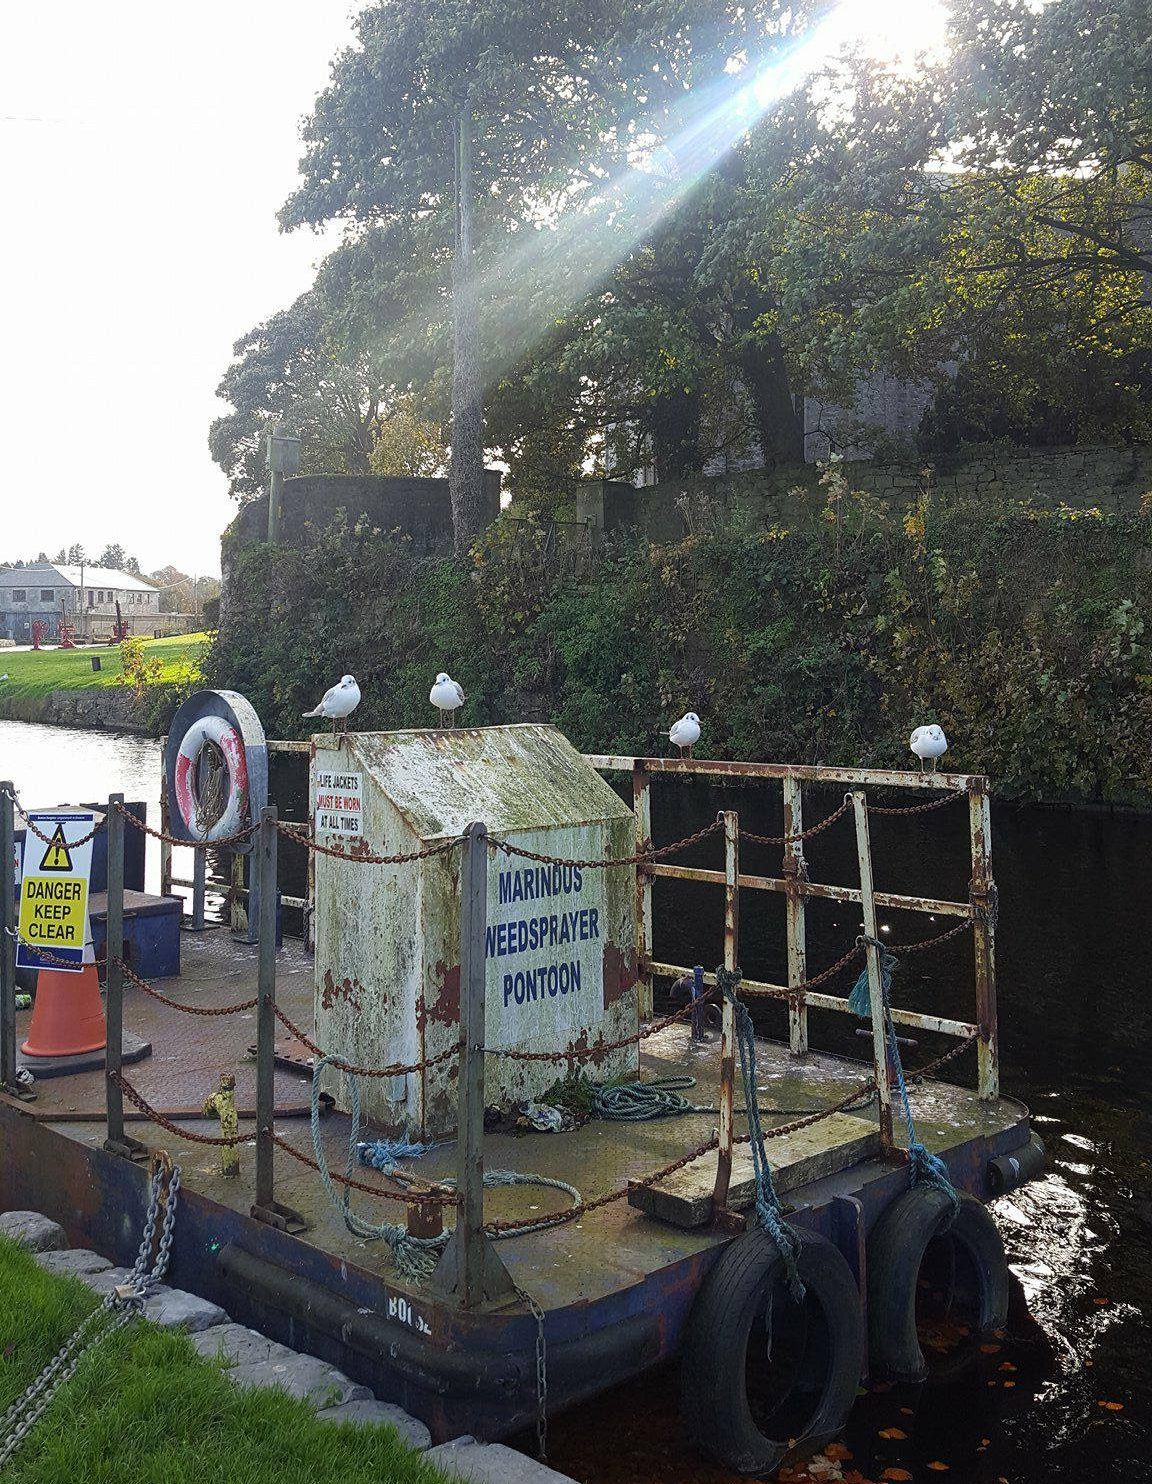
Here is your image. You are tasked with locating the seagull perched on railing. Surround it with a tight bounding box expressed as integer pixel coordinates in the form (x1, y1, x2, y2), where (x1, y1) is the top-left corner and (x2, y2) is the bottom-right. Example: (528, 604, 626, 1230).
(670, 711, 701, 758)
(430, 672, 465, 727)
(910, 724, 948, 771)
(303, 675, 361, 738)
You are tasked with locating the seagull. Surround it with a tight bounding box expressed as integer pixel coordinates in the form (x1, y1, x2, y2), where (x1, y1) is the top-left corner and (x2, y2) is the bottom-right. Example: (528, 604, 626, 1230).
(669, 711, 701, 758)
(910, 724, 948, 772)
(430, 672, 465, 728)
(303, 675, 361, 739)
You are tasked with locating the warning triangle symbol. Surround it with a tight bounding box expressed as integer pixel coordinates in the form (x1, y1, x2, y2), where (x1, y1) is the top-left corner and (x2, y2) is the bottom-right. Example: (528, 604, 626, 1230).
(39, 824, 74, 873)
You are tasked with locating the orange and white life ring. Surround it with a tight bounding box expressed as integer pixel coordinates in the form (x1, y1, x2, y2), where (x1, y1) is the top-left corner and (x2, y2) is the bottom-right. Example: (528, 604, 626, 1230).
(173, 714, 250, 842)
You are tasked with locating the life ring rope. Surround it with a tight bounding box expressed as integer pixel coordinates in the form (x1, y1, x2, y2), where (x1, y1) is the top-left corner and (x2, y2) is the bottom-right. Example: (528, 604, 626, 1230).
(173, 715, 250, 843)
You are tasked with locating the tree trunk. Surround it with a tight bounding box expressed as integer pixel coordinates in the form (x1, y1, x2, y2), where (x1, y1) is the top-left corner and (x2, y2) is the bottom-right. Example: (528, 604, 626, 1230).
(740, 331, 804, 468)
(450, 112, 487, 556)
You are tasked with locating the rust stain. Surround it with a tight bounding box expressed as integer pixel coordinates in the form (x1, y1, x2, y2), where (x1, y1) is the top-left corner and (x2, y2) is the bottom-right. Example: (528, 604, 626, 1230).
(320, 969, 363, 1013)
(427, 960, 461, 1027)
(602, 942, 636, 1008)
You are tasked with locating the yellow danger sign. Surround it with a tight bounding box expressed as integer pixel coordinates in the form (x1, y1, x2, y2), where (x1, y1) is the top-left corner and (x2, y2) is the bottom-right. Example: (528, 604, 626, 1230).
(39, 824, 74, 872)
(16, 811, 95, 973)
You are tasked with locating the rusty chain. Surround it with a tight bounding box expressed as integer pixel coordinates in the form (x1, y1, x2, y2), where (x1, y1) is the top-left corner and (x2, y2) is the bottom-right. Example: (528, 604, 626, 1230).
(110, 1073, 254, 1147)
(487, 817, 724, 871)
(2, 935, 107, 972)
(868, 790, 968, 817)
(275, 820, 467, 866)
(884, 916, 975, 954)
(271, 1003, 463, 1079)
(2, 788, 107, 847)
(114, 800, 258, 850)
(269, 1131, 460, 1207)
(487, 986, 720, 1064)
(116, 956, 258, 1016)
(740, 794, 854, 847)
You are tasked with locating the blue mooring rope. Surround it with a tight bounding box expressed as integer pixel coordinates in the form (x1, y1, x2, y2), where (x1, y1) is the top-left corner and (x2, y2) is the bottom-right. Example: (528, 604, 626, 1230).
(716, 966, 805, 1301)
(850, 939, 960, 1219)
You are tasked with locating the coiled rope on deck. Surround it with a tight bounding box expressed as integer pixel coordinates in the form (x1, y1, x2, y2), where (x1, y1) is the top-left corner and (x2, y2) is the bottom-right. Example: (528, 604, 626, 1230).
(309, 1060, 582, 1282)
(590, 1076, 713, 1121)
(716, 966, 805, 1301)
(848, 941, 960, 1218)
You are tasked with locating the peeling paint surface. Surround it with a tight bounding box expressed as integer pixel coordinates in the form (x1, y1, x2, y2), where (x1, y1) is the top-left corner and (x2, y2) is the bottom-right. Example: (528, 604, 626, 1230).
(312, 728, 637, 1137)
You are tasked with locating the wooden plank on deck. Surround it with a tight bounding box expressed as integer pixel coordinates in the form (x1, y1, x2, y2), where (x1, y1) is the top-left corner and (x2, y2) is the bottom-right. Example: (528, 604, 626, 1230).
(628, 1113, 880, 1229)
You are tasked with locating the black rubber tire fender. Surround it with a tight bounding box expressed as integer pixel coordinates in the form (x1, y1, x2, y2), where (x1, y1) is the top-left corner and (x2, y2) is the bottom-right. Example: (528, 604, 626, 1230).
(866, 1186, 1009, 1382)
(680, 1226, 864, 1477)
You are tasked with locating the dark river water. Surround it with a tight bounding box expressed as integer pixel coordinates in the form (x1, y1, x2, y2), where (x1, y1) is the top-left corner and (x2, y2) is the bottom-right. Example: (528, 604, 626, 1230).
(2, 722, 1149, 1484)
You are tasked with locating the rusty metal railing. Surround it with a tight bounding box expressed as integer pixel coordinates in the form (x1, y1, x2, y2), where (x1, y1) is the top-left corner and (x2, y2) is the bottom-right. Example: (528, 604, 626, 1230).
(585, 756, 998, 1128)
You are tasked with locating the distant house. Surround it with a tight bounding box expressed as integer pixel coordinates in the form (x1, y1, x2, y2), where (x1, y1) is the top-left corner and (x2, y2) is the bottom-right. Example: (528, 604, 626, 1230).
(0, 564, 161, 643)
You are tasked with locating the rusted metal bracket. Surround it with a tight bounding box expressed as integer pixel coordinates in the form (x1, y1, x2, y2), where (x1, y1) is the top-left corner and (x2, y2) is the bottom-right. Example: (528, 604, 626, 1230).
(250, 1200, 310, 1235)
(104, 1132, 151, 1162)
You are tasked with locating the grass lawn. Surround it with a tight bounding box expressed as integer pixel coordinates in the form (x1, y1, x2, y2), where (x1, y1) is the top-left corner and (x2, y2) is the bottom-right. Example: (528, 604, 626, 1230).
(0, 634, 208, 701)
(0, 1237, 446, 1484)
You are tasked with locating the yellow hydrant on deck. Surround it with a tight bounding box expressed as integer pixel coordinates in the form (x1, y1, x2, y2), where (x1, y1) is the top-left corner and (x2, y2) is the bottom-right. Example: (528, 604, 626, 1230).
(203, 1074, 240, 1178)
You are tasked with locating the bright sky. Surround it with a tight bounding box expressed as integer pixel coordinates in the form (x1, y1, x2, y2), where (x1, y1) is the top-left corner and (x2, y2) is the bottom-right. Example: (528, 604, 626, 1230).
(0, 4, 355, 578)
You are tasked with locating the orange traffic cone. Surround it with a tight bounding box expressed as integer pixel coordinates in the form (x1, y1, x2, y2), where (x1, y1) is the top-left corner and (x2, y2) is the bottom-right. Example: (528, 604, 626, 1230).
(21, 933, 107, 1060)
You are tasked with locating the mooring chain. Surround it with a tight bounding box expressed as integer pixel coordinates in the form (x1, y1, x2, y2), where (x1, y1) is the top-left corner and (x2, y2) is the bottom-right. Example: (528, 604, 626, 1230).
(513, 1284, 549, 1463)
(0, 1154, 180, 1470)
(883, 916, 975, 955)
(487, 816, 724, 870)
(116, 956, 258, 1016)
(739, 793, 854, 847)
(1, 786, 107, 847)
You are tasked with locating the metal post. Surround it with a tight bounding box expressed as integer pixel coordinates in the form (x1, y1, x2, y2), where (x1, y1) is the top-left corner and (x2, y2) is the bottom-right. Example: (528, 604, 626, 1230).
(852, 792, 894, 1152)
(690, 963, 704, 1041)
(713, 810, 739, 1210)
(969, 782, 999, 1100)
(632, 763, 653, 1018)
(229, 853, 245, 936)
(432, 822, 514, 1307)
(783, 774, 808, 1057)
(0, 781, 27, 1099)
(159, 773, 173, 900)
(104, 796, 145, 1155)
(190, 846, 207, 931)
(251, 807, 305, 1232)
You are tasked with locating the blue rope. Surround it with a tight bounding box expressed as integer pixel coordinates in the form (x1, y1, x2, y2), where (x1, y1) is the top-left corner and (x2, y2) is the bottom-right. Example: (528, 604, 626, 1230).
(716, 967, 805, 1301)
(852, 939, 960, 1219)
(358, 1136, 446, 1172)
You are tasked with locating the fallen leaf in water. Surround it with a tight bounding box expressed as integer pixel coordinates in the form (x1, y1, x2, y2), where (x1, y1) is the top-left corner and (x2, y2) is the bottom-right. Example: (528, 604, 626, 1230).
(824, 1444, 853, 1462)
(1098, 1400, 1124, 1412)
(899, 1407, 914, 1416)
(926, 1463, 950, 1472)
(878, 1428, 907, 1441)
(980, 1342, 1001, 1354)
(871, 1381, 894, 1393)
(1092, 1296, 1111, 1307)
(1003, 1380, 1016, 1389)
(880, 1470, 913, 1482)
(981, 1439, 991, 1447)
(999, 1361, 1017, 1372)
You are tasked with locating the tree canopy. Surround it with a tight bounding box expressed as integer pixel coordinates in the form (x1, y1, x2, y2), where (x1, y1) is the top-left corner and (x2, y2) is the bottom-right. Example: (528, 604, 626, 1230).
(211, 0, 1152, 513)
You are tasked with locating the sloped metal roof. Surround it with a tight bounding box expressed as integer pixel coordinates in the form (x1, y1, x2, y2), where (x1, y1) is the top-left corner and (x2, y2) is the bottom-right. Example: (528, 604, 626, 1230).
(334, 724, 631, 842)
(0, 564, 158, 592)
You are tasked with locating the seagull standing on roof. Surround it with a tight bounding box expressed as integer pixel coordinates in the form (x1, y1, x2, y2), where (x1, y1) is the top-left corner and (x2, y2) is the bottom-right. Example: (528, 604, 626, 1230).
(430, 672, 465, 728)
(670, 711, 701, 758)
(910, 723, 948, 772)
(303, 675, 361, 739)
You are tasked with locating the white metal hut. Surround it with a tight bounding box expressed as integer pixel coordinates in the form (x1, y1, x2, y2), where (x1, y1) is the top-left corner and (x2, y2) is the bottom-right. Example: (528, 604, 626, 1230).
(310, 725, 638, 1138)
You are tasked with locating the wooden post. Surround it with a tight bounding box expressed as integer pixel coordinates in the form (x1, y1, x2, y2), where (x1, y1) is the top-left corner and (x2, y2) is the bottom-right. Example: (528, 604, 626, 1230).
(632, 763, 653, 1018)
(969, 782, 999, 1100)
(0, 781, 24, 1098)
(783, 774, 808, 1057)
(432, 822, 513, 1307)
(254, 807, 277, 1214)
(713, 810, 739, 1210)
(190, 846, 207, 931)
(851, 792, 894, 1153)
